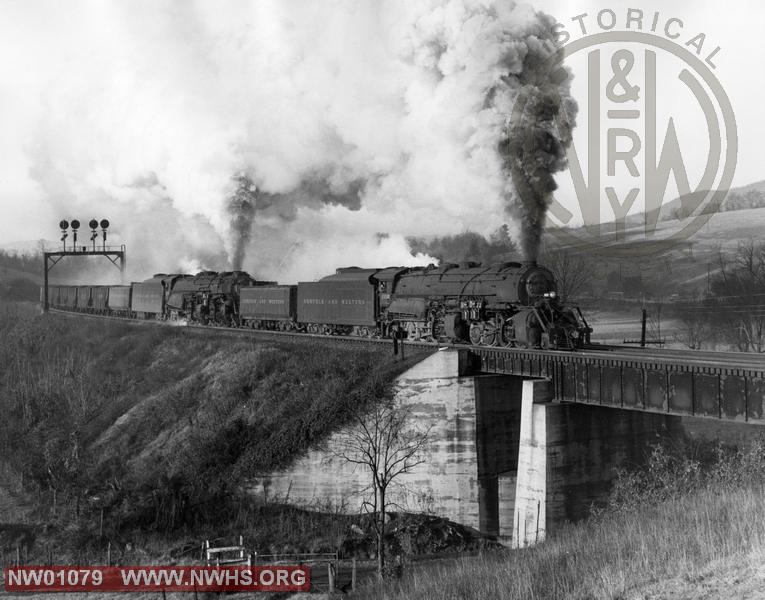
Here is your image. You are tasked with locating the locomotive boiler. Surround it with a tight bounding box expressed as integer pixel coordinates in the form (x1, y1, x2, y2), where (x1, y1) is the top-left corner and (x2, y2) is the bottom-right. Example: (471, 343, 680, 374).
(163, 271, 274, 325)
(385, 261, 590, 349)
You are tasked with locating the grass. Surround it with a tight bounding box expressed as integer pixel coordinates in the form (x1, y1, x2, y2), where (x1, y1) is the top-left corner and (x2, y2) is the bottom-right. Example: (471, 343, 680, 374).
(357, 486, 765, 599)
(354, 441, 765, 599)
(0, 302, 431, 563)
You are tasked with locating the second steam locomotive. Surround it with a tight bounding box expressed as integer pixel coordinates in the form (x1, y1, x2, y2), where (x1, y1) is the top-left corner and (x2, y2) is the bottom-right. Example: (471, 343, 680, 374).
(48, 261, 591, 349)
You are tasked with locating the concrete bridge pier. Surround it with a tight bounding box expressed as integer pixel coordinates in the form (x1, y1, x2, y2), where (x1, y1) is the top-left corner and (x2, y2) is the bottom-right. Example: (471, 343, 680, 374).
(474, 373, 681, 547)
(513, 379, 552, 548)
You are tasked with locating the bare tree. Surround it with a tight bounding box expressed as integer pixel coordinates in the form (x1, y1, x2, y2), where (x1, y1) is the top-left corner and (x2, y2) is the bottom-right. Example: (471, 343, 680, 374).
(710, 240, 765, 352)
(673, 314, 711, 350)
(541, 249, 593, 303)
(330, 401, 430, 578)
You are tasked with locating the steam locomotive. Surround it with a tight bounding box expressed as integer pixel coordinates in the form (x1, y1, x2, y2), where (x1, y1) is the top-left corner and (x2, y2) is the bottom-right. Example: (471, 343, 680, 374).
(47, 261, 591, 349)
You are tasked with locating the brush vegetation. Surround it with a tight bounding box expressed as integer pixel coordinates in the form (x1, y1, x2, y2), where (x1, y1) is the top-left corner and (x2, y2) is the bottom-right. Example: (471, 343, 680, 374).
(0, 302, 430, 563)
(358, 440, 765, 599)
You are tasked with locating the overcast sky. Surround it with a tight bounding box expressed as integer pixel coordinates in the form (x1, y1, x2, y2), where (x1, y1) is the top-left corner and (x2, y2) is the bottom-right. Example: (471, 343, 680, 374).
(534, 0, 763, 226)
(0, 0, 760, 274)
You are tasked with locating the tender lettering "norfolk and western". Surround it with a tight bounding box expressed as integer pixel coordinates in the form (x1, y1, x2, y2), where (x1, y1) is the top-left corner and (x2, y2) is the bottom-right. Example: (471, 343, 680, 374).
(302, 298, 366, 305)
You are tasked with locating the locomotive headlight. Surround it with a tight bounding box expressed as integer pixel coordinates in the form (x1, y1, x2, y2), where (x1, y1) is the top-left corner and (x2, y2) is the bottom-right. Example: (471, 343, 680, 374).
(543, 291, 557, 299)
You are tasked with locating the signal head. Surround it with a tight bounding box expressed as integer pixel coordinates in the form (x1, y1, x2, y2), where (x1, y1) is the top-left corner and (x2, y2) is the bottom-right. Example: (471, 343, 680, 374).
(100, 219, 110, 229)
(89, 219, 98, 230)
(71, 219, 80, 230)
(59, 220, 69, 230)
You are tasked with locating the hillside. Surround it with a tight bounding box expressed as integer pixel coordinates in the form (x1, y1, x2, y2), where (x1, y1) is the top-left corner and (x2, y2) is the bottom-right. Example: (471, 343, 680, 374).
(0, 303, 431, 562)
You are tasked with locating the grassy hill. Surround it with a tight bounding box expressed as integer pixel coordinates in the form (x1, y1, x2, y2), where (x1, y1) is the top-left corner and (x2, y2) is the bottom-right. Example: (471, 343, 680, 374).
(0, 303, 431, 562)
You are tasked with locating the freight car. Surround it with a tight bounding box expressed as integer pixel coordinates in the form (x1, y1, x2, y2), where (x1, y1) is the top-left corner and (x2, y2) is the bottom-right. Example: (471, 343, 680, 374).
(131, 274, 186, 319)
(107, 285, 132, 316)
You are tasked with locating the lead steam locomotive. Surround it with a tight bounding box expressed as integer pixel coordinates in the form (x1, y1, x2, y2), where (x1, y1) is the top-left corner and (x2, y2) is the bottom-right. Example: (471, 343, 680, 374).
(47, 261, 591, 349)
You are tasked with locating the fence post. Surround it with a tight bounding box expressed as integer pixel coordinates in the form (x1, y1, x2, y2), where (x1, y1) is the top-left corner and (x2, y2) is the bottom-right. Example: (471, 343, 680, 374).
(352, 558, 357, 591)
(328, 563, 335, 594)
(107, 541, 111, 566)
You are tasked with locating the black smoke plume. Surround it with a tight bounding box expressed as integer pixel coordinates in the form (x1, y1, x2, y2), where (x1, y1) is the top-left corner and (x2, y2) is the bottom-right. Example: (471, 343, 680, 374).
(227, 174, 257, 271)
(407, 226, 517, 266)
(496, 29, 576, 264)
(502, 87, 572, 263)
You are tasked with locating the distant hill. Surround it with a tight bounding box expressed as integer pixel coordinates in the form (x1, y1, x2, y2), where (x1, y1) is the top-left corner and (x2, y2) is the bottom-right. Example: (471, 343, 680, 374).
(654, 180, 765, 222)
(0, 239, 58, 254)
(591, 180, 765, 232)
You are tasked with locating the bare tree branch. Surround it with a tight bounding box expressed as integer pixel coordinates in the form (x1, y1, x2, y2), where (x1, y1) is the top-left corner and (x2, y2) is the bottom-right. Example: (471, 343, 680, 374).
(328, 401, 430, 578)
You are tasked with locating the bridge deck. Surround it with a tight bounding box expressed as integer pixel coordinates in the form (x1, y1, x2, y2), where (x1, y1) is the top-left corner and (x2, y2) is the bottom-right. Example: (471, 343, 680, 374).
(470, 347, 765, 423)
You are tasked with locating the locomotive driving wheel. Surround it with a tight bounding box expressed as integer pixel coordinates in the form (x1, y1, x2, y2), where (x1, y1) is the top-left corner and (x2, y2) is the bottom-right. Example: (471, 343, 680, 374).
(499, 317, 515, 347)
(481, 321, 498, 346)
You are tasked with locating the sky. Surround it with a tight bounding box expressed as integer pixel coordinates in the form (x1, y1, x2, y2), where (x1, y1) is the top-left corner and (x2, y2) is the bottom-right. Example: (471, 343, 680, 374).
(533, 0, 763, 228)
(0, 0, 760, 280)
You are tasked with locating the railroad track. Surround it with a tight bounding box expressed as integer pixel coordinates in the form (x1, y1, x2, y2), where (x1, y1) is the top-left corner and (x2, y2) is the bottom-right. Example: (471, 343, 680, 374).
(47, 309, 765, 372)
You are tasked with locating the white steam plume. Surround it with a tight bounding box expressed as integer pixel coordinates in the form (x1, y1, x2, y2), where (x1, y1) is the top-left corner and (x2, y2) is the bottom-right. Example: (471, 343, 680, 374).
(0, 0, 576, 281)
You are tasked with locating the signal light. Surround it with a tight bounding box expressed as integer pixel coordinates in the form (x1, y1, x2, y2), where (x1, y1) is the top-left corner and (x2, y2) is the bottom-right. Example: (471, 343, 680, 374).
(57, 218, 111, 251)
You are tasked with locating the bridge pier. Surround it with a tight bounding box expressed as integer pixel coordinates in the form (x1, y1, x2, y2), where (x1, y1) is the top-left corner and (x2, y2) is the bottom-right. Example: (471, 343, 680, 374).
(474, 372, 683, 545)
(513, 379, 551, 547)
